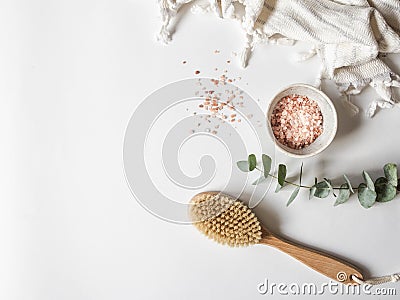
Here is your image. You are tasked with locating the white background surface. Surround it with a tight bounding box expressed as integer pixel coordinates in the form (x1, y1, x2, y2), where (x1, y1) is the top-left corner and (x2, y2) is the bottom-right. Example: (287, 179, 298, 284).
(1, 1, 400, 299)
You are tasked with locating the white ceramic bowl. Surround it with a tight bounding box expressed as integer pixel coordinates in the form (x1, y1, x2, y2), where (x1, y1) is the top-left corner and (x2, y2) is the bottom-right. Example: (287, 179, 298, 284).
(267, 84, 338, 158)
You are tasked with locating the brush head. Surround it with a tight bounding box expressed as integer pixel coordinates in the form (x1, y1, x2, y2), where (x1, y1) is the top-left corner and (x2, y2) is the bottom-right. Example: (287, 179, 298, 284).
(189, 192, 262, 247)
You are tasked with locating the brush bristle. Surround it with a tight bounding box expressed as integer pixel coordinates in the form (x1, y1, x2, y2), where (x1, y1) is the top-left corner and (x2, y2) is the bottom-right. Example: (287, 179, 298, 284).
(189, 193, 262, 247)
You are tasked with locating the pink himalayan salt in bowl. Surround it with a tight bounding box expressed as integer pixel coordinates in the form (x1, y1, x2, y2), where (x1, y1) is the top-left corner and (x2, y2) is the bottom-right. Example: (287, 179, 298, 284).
(267, 84, 337, 158)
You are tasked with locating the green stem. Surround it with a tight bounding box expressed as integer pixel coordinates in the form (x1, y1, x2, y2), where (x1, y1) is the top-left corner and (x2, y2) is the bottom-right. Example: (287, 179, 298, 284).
(255, 167, 359, 190)
(255, 167, 312, 189)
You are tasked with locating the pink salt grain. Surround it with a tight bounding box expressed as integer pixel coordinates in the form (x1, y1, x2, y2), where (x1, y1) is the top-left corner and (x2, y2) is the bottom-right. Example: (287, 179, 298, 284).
(194, 74, 247, 127)
(271, 94, 323, 150)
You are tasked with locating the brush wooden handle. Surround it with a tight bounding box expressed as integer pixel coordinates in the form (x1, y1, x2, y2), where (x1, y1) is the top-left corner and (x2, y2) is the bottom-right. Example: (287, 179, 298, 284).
(260, 234, 363, 285)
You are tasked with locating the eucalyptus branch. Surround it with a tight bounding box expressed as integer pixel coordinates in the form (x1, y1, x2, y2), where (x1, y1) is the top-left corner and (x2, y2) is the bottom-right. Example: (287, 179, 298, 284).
(237, 154, 399, 208)
(255, 167, 312, 189)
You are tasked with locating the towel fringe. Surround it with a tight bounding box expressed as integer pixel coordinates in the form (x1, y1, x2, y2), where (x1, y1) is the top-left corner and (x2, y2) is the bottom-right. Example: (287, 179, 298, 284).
(295, 46, 318, 62)
(157, 0, 400, 117)
(340, 94, 360, 116)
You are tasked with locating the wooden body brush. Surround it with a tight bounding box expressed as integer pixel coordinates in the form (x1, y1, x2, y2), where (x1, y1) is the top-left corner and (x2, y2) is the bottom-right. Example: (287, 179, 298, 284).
(190, 192, 363, 285)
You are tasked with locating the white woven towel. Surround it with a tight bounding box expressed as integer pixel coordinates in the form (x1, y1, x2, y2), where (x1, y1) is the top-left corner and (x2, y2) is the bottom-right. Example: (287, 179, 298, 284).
(158, 0, 400, 116)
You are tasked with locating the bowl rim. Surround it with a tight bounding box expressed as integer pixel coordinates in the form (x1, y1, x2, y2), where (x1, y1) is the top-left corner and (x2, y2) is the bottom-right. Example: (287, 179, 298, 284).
(266, 83, 338, 158)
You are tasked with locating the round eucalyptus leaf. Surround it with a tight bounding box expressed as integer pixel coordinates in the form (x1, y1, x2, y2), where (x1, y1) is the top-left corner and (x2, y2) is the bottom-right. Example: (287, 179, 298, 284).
(384, 163, 398, 187)
(375, 177, 397, 203)
(343, 174, 354, 194)
(324, 178, 336, 197)
(237, 161, 250, 172)
(362, 171, 375, 192)
(309, 186, 317, 200)
(287, 187, 300, 207)
(278, 164, 287, 187)
(275, 182, 283, 193)
(314, 181, 330, 198)
(334, 183, 351, 206)
(252, 176, 267, 185)
(358, 183, 377, 209)
(248, 154, 257, 171)
(262, 154, 272, 178)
